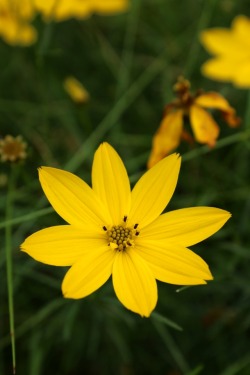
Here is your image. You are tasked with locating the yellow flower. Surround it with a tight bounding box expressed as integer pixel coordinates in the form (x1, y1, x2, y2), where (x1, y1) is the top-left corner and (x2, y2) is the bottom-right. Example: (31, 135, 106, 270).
(34, 0, 129, 22)
(200, 15, 250, 87)
(64, 76, 90, 104)
(0, 0, 37, 46)
(148, 77, 240, 168)
(21, 143, 230, 317)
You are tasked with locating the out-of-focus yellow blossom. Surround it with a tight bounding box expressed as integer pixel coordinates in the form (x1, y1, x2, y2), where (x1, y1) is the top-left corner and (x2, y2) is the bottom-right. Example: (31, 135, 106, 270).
(0, 0, 36, 46)
(200, 15, 250, 87)
(34, 0, 129, 22)
(64, 77, 90, 104)
(148, 77, 240, 168)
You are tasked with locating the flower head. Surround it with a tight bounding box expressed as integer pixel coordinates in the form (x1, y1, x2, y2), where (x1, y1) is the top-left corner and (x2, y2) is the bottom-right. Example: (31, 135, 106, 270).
(0, 0, 36, 46)
(21, 143, 230, 317)
(148, 76, 240, 168)
(0, 135, 27, 163)
(64, 76, 90, 104)
(200, 15, 250, 87)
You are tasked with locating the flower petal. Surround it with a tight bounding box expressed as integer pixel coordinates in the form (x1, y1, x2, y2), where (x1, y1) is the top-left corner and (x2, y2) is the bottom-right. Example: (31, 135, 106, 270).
(147, 110, 183, 168)
(194, 92, 234, 111)
(140, 207, 231, 246)
(232, 15, 250, 45)
(194, 93, 240, 127)
(232, 61, 250, 87)
(200, 16, 250, 56)
(190, 105, 219, 147)
(62, 246, 115, 299)
(112, 249, 157, 317)
(136, 240, 212, 285)
(201, 57, 250, 87)
(1, 20, 37, 46)
(92, 142, 131, 226)
(129, 153, 181, 229)
(21, 225, 106, 266)
(200, 28, 246, 56)
(39, 167, 110, 229)
(201, 57, 241, 82)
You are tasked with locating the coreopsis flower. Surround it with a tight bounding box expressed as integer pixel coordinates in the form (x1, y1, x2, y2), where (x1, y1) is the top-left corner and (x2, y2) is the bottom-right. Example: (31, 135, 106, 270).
(200, 15, 250, 87)
(34, 0, 129, 22)
(21, 143, 230, 317)
(0, 135, 27, 163)
(64, 76, 90, 104)
(148, 77, 240, 168)
(0, 0, 36, 46)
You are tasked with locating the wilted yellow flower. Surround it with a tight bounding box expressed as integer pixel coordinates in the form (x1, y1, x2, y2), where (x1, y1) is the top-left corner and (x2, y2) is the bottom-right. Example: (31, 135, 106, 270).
(64, 76, 90, 104)
(0, 0, 36, 46)
(148, 77, 240, 168)
(34, 0, 129, 22)
(200, 15, 250, 87)
(0, 135, 27, 162)
(21, 143, 230, 317)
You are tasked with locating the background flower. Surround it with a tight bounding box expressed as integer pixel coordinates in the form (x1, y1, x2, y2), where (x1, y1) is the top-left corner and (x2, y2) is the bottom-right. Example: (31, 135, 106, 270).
(0, 0, 36, 45)
(64, 76, 90, 104)
(200, 15, 250, 87)
(148, 77, 240, 168)
(0, 135, 27, 162)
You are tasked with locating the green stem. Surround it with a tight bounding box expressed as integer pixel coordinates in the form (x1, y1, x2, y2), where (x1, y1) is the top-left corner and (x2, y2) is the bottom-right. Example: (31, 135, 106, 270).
(0, 207, 53, 231)
(184, 0, 219, 77)
(36, 21, 54, 66)
(5, 166, 17, 374)
(65, 54, 166, 172)
(115, 0, 141, 99)
(182, 130, 250, 162)
(152, 319, 189, 373)
(0, 299, 66, 350)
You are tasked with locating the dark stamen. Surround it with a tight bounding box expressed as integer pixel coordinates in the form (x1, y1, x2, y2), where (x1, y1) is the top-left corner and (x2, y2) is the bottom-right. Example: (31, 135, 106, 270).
(135, 231, 140, 236)
(103, 226, 107, 231)
(134, 223, 139, 229)
(123, 216, 127, 223)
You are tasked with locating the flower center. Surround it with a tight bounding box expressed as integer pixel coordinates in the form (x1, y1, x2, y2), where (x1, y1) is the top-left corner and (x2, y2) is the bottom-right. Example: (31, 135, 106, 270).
(103, 218, 140, 252)
(108, 225, 133, 251)
(0, 135, 27, 163)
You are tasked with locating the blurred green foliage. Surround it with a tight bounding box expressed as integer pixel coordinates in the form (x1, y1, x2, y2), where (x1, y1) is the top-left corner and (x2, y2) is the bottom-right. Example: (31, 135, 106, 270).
(1, 0, 250, 374)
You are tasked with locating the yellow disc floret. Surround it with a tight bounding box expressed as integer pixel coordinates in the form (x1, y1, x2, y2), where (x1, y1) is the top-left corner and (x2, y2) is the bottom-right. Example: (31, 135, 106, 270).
(108, 225, 133, 251)
(103, 222, 140, 251)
